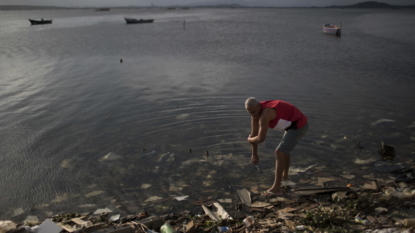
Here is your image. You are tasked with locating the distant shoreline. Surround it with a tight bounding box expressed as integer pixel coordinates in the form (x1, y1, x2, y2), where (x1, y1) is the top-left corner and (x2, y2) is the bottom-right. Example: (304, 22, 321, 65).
(1, 1, 415, 11)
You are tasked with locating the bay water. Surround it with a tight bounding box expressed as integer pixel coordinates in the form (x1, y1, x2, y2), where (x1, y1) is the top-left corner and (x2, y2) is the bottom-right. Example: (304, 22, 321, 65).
(1, 7, 415, 220)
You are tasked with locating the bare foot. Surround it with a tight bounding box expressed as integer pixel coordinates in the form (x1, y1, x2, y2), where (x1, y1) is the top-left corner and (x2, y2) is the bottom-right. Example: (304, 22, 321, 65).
(262, 189, 283, 197)
(266, 187, 283, 195)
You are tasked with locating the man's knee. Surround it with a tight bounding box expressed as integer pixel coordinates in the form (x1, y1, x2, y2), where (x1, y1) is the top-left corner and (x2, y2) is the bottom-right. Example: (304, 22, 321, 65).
(275, 149, 287, 159)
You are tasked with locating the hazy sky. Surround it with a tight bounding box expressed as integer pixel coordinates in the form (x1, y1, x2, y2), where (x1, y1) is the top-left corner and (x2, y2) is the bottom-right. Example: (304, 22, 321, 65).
(0, 0, 414, 7)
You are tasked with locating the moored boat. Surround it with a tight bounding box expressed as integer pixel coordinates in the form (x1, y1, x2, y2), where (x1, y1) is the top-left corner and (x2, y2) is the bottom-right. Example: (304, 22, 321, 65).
(124, 17, 154, 24)
(323, 23, 341, 36)
(29, 19, 52, 25)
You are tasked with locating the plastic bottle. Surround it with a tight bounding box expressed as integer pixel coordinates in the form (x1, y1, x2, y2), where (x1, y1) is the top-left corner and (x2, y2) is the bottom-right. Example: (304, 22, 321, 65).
(243, 216, 255, 227)
(355, 217, 369, 225)
(217, 226, 231, 232)
(160, 222, 174, 233)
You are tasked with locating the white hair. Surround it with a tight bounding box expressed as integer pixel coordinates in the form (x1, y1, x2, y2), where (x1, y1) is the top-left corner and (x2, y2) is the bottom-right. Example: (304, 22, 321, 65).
(245, 97, 259, 109)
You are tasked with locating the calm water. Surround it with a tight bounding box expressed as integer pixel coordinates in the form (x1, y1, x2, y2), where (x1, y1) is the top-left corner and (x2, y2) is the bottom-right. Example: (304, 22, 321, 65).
(1, 7, 415, 220)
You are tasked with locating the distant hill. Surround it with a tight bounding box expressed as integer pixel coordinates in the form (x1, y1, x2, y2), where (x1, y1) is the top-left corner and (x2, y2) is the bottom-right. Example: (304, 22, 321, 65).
(188, 4, 246, 8)
(350, 1, 392, 8)
(327, 1, 415, 9)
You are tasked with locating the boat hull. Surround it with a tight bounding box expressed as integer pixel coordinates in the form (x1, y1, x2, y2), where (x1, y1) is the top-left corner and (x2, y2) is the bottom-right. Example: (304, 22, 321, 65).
(323, 24, 341, 36)
(29, 19, 52, 25)
(323, 28, 341, 35)
(124, 18, 154, 24)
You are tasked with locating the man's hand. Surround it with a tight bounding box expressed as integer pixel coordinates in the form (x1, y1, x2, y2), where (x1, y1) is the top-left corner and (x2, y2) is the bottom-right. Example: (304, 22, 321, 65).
(251, 154, 259, 165)
(247, 136, 257, 144)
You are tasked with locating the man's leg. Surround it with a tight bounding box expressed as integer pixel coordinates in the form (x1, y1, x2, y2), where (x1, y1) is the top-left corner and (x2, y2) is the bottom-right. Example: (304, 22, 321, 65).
(282, 153, 290, 181)
(268, 149, 287, 194)
(269, 123, 308, 194)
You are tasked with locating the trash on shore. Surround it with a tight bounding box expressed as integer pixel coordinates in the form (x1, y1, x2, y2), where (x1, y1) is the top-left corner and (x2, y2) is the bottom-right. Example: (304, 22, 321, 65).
(201, 202, 233, 221)
(4, 177, 415, 233)
(4, 142, 415, 233)
(236, 188, 251, 206)
(378, 142, 396, 161)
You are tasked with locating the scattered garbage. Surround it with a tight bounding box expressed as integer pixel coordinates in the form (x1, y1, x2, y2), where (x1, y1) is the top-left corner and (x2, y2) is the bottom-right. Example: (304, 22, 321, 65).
(296, 225, 305, 230)
(385, 187, 415, 198)
(93, 207, 113, 214)
(404, 219, 415, 227)
(4, 144, 415, 233)
(174, 195, 189, 201)
(36, 219, 63, 233)
(355, 216, 369, 225)
(4, 179, 415, 233)
(217, 226, 231, 232)
(160, 222, 174, 233)
(378, 142, 396, 161)
(375, 207, 388, 213)
(109, 214, 121, 222)
(236, 188, 251, 206)
(202, 202, 233, 221)
(243, 216, 255, 227)
(0, 220, 16, 232)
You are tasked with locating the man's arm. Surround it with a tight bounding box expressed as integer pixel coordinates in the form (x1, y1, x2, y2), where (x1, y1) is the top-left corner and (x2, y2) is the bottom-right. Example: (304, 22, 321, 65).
(249, 117, 260, 165)
(250, 116, 259, 137)
(248, 109, 272, 144)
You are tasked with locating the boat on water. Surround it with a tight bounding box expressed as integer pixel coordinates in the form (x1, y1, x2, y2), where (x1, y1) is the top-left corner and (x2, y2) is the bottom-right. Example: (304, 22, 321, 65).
(323, 23, 341, 36)
(29, 19, 52, 25)
(124, 17, 154, 24)
(96, 8, 110, 11)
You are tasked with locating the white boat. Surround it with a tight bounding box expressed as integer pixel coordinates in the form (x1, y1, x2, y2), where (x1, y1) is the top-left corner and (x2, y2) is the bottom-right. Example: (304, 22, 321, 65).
(323, 23, 341, 36)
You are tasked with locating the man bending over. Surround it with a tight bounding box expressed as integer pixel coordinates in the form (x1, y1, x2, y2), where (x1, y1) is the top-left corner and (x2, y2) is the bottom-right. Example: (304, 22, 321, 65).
(245, 97, 308, 196)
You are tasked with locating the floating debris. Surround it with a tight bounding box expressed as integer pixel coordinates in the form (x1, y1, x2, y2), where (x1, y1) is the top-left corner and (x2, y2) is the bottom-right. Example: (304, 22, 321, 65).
(354, 158, 377, 164)
(85, 190, 105, 198)
(144, 196, 163, 202)
(371, 118, 395, 126)
(13, 208, 24, 217)
(174, 196, 189, 201)
(378, 142, 396, 161)
(176, 113, 189, 120)
(141, 184, 152, 189)
(93, 207, 113, 214)
(99, 152, 122, 161)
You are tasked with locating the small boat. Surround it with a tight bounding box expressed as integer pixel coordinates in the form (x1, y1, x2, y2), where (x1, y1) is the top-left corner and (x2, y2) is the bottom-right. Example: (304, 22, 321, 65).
(124, 17, 154, 24)
(323, 23, 341, 36)
(29, 19, 52, 25)
(96, 8, 110, 11)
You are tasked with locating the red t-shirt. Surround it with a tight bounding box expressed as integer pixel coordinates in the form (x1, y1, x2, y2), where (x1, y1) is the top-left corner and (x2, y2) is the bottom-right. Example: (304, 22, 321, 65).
(260, 100, 308, 131)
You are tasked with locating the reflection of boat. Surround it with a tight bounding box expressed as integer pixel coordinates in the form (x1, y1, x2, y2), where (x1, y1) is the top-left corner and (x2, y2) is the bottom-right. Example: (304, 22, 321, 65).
(29, 19, 52, 25)
(323, 23, 341, 36)
(96, 8, 110, 11)
(124, 17, 155, 24)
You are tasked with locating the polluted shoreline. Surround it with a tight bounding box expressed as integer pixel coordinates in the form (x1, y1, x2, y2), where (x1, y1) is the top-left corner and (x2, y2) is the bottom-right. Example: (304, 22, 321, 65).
(2, 144, 415, 232)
